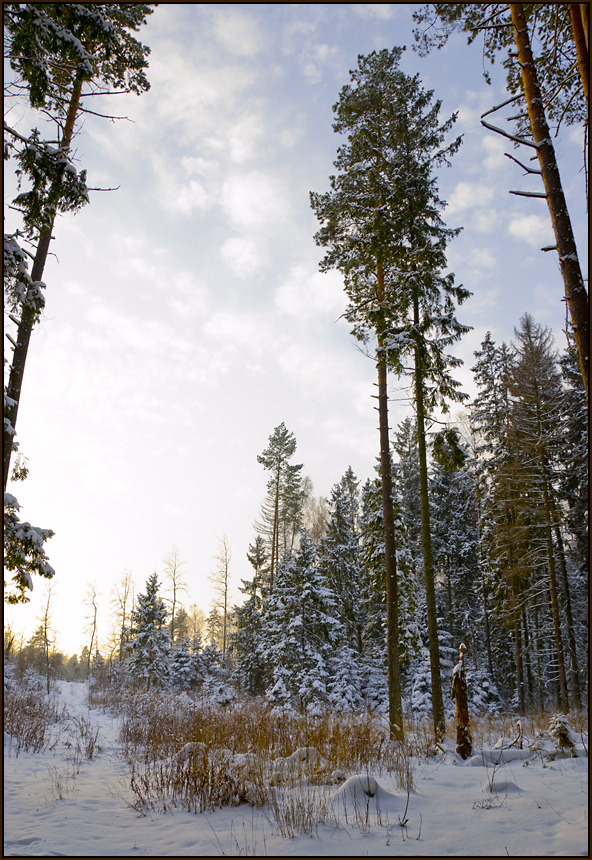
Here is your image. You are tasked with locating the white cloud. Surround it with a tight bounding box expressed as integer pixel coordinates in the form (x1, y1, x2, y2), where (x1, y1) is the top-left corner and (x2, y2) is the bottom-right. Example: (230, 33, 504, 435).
(210, 8, 262, 57)
(302, 43, 341, 84)
(508, 213, 553, 246)
(221, 171, 288, 228)
(446, 181, 495, 214)
(481, 135, 507, 171)
(352, 4, 396, 20)
(275, 267, 345, 319)
(203, 310, 269, 354)
(227, 113, 264, 164)
(220, 237, 267, 276)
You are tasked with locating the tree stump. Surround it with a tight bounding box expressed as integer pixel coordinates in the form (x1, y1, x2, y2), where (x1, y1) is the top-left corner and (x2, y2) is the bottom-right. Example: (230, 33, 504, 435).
(451, 643, 472, 760)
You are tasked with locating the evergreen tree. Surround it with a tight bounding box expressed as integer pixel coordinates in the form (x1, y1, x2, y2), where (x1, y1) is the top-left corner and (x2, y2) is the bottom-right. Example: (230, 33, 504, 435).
(230, 538, 269, 695)
(429, 428, 481, 654)
(170, 636, 204, 691)
(318, 467, 364, 653)
(260, 532, 340, 713)
(508, 314, 572, 711)
(126, 573, 170, 690)
(311, 46, 470, 739)
(255, 423, 304, 590)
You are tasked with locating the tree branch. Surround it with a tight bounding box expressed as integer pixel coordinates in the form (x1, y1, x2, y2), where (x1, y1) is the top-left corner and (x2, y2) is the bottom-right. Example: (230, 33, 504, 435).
(504, 152, 543, 174)
(480, 117, 540, 149)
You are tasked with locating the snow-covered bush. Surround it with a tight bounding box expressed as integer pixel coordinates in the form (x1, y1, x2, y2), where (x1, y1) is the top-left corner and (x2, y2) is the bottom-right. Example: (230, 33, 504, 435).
(548, 713, 577, 758)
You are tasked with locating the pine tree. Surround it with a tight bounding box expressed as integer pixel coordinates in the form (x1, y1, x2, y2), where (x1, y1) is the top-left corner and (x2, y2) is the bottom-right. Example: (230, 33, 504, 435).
(312, 46, 470, 740)
(413, 4, 589, 401)
(126, 573, 170, 690)
(255, 423, 304, 591)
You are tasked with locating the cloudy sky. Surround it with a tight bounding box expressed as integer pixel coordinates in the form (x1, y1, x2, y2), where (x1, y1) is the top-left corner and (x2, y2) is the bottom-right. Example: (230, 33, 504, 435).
(4, 3, 588, 656)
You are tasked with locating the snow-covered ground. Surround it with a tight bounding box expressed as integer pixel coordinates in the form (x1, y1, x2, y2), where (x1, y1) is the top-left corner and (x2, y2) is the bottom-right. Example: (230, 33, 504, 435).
(3, 681, 588, 857)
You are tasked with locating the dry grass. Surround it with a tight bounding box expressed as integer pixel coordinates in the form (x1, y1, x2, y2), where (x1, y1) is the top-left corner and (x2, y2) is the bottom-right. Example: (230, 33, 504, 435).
(101, 689, 421, 822)
(3, 687, 67, 755)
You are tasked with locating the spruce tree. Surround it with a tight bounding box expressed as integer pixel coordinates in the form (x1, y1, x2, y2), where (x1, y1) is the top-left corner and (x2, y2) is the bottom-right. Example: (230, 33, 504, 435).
(230, 538, 269, 695)
(508, 314, 572, 711)
(260, 532, 340, 713)
(318, 467, 364, 653)
(127, 573, 170, 690)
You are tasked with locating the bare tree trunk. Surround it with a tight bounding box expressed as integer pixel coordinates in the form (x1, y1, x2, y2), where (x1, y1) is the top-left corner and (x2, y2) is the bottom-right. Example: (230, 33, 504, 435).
(550, 505, 582, 707)
(509, 3, 589, 403)
(540, 465, 570, 713)
(376, 262, 404, 742)
(4, 75, 84, 491)
(580, 3, 589, 51)
(269, 468, 280, 592)
(569, 4, 589, 108)
(413, 297, 445, 741)
(451, 644, 472, 759)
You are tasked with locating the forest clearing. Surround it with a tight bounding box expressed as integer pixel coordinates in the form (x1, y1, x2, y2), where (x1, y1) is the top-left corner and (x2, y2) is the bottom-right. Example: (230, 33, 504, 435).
(3, 678, 588, 857)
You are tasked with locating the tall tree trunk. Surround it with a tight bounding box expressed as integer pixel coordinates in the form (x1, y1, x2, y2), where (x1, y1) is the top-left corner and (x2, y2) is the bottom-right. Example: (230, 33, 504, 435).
(540, 462, 570, 712)
(513, 587, 525, 715)
(522, 608, 534, 707)
(509, 3, 589, 403)
(413, 296, 445, 740)
(4, 75, 84, 491)
(376, 262, 404, 742)
(580, 4, 589, 51)
(569, 4, 589, 108)
(269, 467, 280, 592)
(533, 597, 545, 713)
(550, 503, 582, 707)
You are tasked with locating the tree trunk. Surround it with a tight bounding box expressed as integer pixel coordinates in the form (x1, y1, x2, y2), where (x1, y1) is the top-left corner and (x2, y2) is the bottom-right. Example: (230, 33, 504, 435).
(376, 262, 404, 742)
(580, 4, 589, 51)
(3, 75, 84, 491)
(540, 463, 570, 713)
(269, 466, 281, 592)
(522, 608, 534, 707)
(509, 3, 589, 404)
(451, 644, 472, 759)
(413, 297, 445, 740)
(550, 504, 582, 707)
(569, 4, 589, 108)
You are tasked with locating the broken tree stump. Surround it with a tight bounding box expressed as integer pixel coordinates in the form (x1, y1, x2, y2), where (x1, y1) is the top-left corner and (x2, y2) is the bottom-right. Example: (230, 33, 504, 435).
(451, 643, 472, 760)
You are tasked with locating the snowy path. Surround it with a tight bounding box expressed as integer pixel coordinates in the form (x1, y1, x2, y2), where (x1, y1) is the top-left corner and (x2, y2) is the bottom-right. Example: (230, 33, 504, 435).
(4, 682, 588, 856)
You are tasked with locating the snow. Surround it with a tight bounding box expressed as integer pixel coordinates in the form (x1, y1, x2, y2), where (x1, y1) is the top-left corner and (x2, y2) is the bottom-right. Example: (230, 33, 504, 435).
(3, 681, 588, 857)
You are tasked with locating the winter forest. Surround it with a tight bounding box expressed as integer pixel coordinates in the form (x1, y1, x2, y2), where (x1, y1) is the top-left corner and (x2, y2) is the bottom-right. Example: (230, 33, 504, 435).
(3, 4, 589, 857)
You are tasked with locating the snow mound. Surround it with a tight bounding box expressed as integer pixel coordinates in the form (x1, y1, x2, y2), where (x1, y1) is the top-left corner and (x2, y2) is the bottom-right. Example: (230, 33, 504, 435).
(328, 773, 404, 812)
(270, 746, 329, 784)
(487, 778, 524, 795)
(468, 748, 531, 765)
(331, 773, 379, 801)
(169, 741, 207, 761)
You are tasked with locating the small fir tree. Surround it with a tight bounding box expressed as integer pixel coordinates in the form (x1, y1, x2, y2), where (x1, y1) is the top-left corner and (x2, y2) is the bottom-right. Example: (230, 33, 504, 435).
(126, 573, 170, 690)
